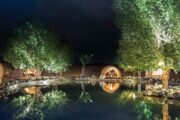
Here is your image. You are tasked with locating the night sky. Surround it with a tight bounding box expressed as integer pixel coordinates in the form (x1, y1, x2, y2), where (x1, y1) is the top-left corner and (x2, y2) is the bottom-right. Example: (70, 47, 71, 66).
(0, 0, 119, 64)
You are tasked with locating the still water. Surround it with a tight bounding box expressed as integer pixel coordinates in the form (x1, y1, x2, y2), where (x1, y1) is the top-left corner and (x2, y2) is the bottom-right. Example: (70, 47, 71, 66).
(0, 84, 180, 120)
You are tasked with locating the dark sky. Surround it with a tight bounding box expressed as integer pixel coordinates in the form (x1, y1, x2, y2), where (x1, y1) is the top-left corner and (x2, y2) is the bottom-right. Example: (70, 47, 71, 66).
(0, 0, 119, 64)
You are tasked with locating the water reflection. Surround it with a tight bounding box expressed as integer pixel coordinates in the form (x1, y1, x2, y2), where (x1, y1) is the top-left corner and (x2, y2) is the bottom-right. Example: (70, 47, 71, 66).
(136, 101, 153, 120)
(11, 90, 68, 120)
(77, 81, 93, 103)
(100, 82, 120, 93)
(2, 84, 180, 120)
(24, 86, 42, 96)
(115, 90, 137, 105)
(115, 90, 180, 120)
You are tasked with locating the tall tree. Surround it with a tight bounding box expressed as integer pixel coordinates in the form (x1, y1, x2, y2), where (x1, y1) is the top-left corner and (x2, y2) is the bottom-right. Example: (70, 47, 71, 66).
(135, 0, 180, 89)
(113, 0, 161, 92)
(78, 54, 93, 77)
(4, 22, 71, 74)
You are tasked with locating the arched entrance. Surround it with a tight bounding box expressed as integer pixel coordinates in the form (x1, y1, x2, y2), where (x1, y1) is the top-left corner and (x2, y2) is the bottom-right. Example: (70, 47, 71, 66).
(100, 66, 121, 79)
(99, 66, 121, 93)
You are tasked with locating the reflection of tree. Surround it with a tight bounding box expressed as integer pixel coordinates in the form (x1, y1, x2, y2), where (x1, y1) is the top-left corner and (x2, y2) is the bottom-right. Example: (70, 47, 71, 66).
(162, 102, 169, 120)
(77, 82, 93, 103)
(115, 91, 153, 120)
(114, 90, 137, 105)
(115, 90, 180, 120)
(11, 90, 68, 120)
(123, 77, 137, 88)
(12, 95, 44, 120)
(136, 101, 153, 120)
(78, 54, 93, 77)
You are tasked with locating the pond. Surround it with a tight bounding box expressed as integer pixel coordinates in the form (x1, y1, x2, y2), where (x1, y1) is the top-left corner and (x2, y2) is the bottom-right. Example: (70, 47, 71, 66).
(0, 83, 180, 120)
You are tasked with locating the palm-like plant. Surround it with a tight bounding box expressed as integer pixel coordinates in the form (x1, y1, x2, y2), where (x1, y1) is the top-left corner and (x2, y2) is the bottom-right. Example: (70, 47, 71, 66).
(78, 54, 93, 77)
(77, 82, 93, 103)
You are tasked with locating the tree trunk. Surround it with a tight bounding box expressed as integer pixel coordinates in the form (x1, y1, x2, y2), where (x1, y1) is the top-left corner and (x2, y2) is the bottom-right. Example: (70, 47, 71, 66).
(162, 102, 170, 120)
(81, 81, 85, 91)
(138, 71, 141, 93)
(81, 65, 86, 77)
(146, 70, 152, 78)
(145, 70, 148, 78)
(162, 68, 170, 90)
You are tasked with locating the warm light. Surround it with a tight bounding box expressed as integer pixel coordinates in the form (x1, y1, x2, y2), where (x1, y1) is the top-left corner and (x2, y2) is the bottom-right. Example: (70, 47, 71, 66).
(131, 93, 137, 100)
(24, 86, 40, 95)
(152, 69, 163, 76)
(42, 80, 49, 85)
(25, 106, 30, 112)
(100, 66, 121, 79)
(100, 82, 120, 93)
(158, 61, 165, 66)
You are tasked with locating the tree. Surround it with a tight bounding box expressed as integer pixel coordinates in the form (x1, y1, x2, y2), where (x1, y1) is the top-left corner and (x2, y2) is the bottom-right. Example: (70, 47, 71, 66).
(78, 54, 93, 77)
(12, 90, 69, 120)
(113, 0, 161, 92)
(77, 81, 93, 103)
(135, 0, 180, 89)
(4, 22, 71, 74)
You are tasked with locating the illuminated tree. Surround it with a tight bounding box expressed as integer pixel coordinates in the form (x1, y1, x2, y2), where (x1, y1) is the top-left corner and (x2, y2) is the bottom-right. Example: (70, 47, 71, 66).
(114, 0, 180, 89)
(113, 0, 161, 92)
(78, 54, 93, 77)
(77, 81, 93, 103)
(135, 0, 180, 89)
(12, 90, 69, 120)
(136, 101, 153, 120)
(4, 22, 71, 73)
(114, 90, 137, 105)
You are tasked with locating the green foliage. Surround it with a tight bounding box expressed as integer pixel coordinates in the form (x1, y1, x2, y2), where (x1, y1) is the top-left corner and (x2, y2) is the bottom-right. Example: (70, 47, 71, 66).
(11, 90, 69, 120)
(79, 54, 93, 66)
(136, 101, 153, 120)
(176, 117, 180, 120)
(114, 90, 155, 120)
(136, 0, 180, 71)
(4, 22, 71, 73)
(123, 77, 137, 88)
(77, 90, 93, 103)
(42, 90, 69, 110)
(114, 0, 180, 72)
(114, 90, 137, 105)
(114, 0, 161, 72)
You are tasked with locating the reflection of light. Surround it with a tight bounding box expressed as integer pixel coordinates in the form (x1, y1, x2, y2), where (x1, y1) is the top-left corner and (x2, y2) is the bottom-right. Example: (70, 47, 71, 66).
(13, 84, 18, 88)
(25, 106, 30, 112)
(131, 93, 137, 100)
(24, 86, 39, 95)
(42, 81, 49, 85)
(123, 78, 137, 88)
(24, 88, 29, 93)
(100, 82, 120, 94)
